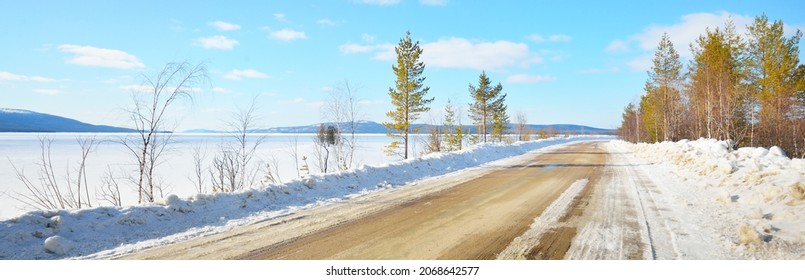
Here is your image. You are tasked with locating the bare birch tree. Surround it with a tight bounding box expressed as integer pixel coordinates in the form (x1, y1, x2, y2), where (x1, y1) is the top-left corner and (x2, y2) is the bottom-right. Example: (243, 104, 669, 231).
(121, 61, 207, 203)
(323, 80, 361, 171)
(210, 96, 266, 192)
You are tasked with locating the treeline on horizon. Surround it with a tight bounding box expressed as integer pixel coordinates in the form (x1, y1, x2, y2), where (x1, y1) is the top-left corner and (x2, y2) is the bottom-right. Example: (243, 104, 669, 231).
(618, 14, 805, 158)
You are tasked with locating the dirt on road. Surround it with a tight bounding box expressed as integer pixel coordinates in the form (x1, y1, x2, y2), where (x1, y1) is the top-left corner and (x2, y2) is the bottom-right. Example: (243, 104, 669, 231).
(120, 142, 608, 260)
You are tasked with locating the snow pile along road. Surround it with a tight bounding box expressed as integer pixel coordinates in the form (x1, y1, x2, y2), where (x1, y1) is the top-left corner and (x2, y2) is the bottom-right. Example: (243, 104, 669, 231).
(0, 136, 610, 260)
(613, 139, 805, 258)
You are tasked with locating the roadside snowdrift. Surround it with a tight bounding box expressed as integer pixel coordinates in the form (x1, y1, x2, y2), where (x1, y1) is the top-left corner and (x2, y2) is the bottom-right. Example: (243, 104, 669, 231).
(613, 139, 805, 258)
(0, 136, 609, 260)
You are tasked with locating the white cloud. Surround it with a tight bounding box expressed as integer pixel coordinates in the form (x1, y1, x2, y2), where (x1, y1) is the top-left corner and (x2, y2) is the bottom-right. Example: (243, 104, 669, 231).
(120, 84, 202, 94)
(269, 29, 308, 41)
(317, 19, 335, 26)
(195, 35, 239, 50)
(548, 34, 572, 42)
(261, 91, 280, 97)
(630, 11, 753, 57)
(274, 13, 288, 22)
(32, 89, 61, 95)
(120, 84, 152, 93)
(0, 71, 57, 82)
(605, 39, 629, 53)
(338, 43, 395, 60)
(362, 33, 376, 43)
(528, 34, 545, 42)
(339, 43, 374, 54)
(784, 23, 805, 37)
(528, 33, 572, 43)
(342, 38, 545, 69)
(421, 38, 543, 70)
(505, 74, 555, 84)
(355, 0, 400, 5)
(281, 97, 306, 105)
(223, 69, 269, 80)
(58, 44, 144, 69)
(305, 101, 326, 109)
(29, 76, 57, 82)
(212, 87, 232, 94)
(627, 54, 653, 71)
(208, 20, 241, 31)
(358, 99, 387, 106)
(420, 0, 448, 6)
(3, 72, 31, 81)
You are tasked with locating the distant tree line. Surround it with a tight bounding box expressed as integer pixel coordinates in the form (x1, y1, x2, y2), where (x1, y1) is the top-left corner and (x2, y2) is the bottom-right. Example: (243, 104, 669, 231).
(618, 14, 805, 158)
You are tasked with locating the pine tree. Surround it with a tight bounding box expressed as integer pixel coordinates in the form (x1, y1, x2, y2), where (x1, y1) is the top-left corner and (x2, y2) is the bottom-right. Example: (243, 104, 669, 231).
(747, 14, 804, 156)
(383, 30, 433, 159)
(468, 71, 506, 143)
(442, 99, 464, 151)
(490, 99, 510, 142)
(642, 33, 683, 142)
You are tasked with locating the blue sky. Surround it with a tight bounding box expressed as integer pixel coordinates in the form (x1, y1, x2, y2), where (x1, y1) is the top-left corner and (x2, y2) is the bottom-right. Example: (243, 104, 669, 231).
(1, 0, 803, 131)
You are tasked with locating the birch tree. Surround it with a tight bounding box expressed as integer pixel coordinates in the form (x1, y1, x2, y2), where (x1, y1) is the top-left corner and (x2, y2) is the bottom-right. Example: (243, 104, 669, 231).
(122, 61, 207, 203)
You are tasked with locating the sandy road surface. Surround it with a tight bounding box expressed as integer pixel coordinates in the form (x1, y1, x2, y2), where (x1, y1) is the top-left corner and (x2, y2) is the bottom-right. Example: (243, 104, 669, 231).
(120, 141, 608, 259)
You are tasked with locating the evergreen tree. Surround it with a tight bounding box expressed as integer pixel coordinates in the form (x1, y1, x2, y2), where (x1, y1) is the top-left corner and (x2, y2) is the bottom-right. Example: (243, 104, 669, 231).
(468, 71, 506, 143)
(442, 99, 464, 151)
(383, 30, 433, 159)
(747, 14, 804, 155)
(490, 99, 510, 142)
(640, 33, 683, 142)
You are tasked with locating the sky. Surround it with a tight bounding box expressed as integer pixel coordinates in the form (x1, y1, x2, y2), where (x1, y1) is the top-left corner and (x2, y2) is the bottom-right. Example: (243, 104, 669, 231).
(1, 0, 803, 131)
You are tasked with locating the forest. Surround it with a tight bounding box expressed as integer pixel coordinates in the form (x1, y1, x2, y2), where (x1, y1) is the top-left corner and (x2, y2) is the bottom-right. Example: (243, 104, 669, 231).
(618, 14, 805, 158)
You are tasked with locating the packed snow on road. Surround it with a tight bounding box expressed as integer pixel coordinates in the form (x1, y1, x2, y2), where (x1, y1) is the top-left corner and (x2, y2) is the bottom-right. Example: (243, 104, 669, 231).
(609, 139, 805, 259)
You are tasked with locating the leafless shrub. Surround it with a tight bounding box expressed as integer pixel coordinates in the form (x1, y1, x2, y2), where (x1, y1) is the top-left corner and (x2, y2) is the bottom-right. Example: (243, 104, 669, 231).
(188, 144, 208, 194)
(11, 136, 96, 210)
(97, 166, 123, 207)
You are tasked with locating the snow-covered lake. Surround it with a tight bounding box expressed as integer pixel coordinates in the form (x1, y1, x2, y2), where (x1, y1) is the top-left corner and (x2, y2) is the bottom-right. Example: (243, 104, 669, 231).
(0, 133, 405, 220)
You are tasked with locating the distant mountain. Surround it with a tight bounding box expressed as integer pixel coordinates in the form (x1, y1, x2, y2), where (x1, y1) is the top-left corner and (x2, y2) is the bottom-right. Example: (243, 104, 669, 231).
(522, 124, 615, 135)
(184, 121, 615, 135)
(249, 120, 388, 134)
(0, 108, 137, 133)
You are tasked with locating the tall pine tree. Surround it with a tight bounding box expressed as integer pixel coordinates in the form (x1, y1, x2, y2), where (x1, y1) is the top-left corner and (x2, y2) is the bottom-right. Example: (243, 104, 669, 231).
(644, 33, 683, 141)
(747, 14, 804, 155)
(468, 71, 506, 143)
(383, 31, 433, 159)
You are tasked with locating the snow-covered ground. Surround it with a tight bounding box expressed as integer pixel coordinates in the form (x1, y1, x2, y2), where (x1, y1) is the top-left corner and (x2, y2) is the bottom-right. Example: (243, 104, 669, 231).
(4, 136, 801, 260)
(0, 133, 396, 220)
(0, 135, 609, 259)
(610, 139, 805, 259)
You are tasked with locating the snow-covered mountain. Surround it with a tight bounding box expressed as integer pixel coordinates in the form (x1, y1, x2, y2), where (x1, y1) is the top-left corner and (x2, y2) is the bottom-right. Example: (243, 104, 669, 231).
(0, 108, 136, 133)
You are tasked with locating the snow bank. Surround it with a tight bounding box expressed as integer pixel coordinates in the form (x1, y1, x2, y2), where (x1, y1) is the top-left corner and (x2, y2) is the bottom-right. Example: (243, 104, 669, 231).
(0, 135, 610, 259)
(612, 139, 805, 257)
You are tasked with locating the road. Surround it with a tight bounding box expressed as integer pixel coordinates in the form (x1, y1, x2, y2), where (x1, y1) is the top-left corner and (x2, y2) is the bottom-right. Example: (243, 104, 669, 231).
(120, 141, 663, 260)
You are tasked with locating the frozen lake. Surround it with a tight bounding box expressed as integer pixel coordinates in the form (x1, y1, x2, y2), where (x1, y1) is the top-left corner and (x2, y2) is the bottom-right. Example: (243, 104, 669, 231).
(0, 133, 416, 220)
